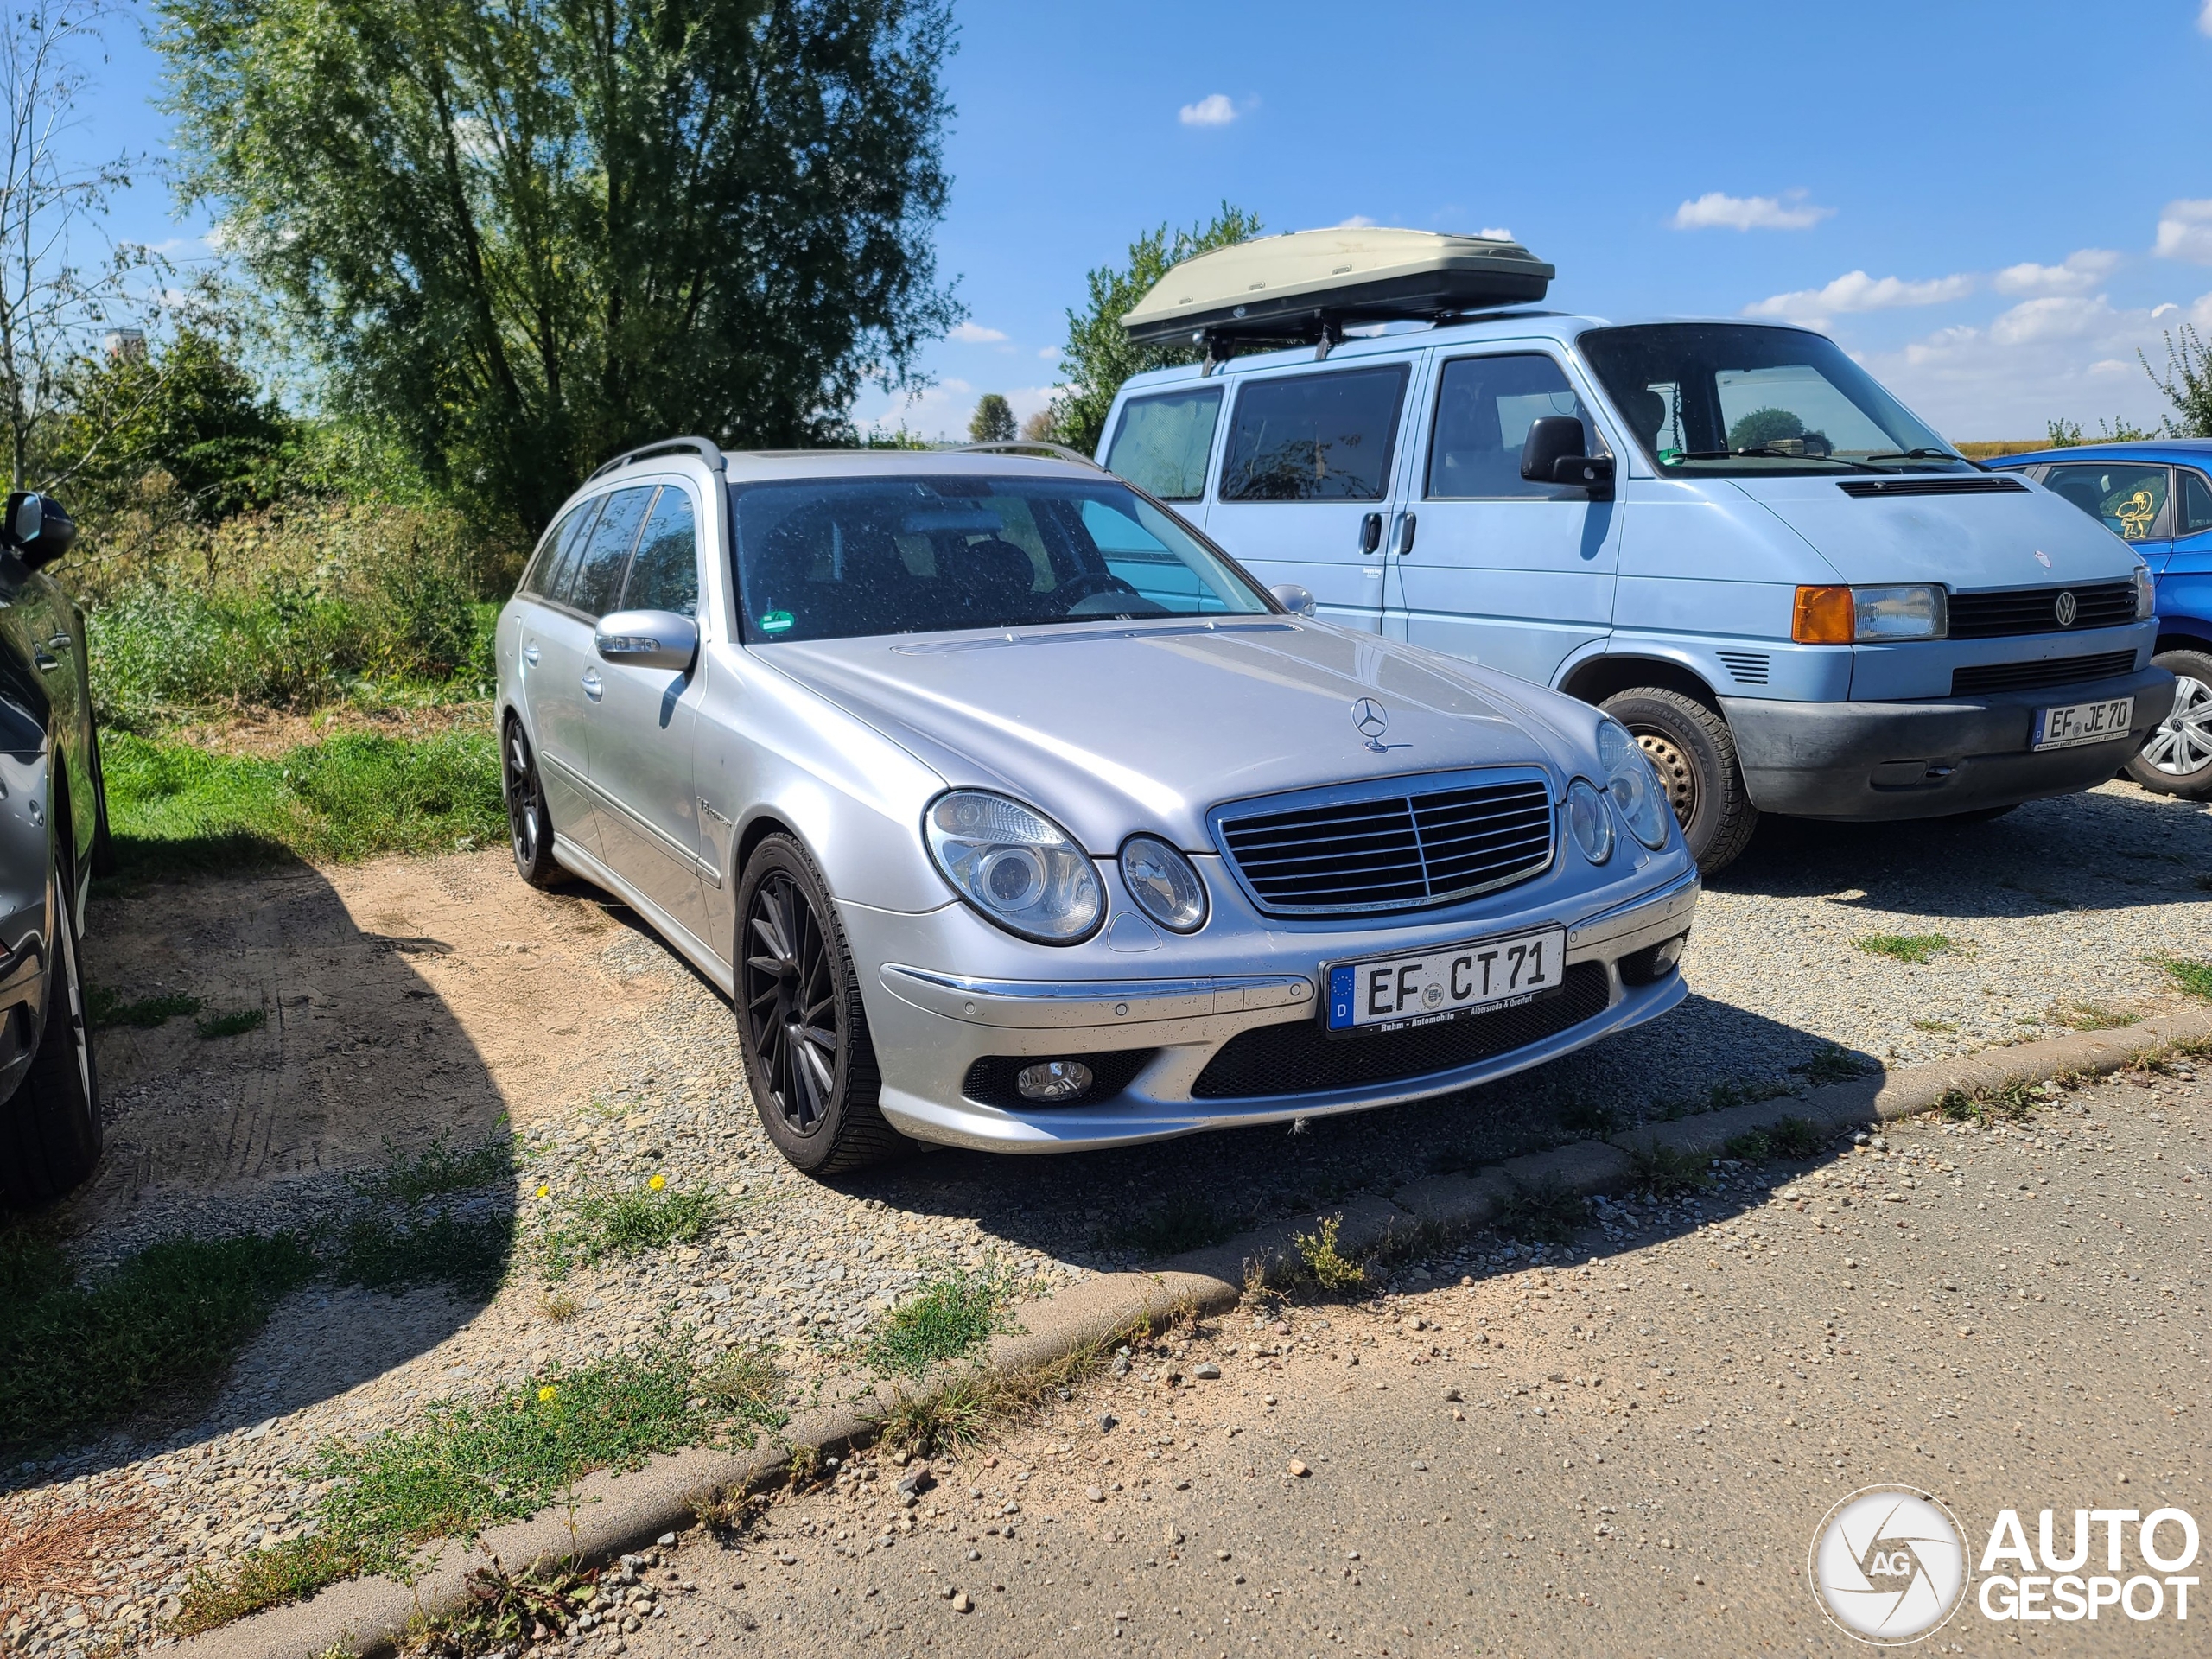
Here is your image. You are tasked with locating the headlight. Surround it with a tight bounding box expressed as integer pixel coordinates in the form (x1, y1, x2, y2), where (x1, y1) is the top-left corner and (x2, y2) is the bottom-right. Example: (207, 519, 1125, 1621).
(925, 791, 1103, 944)
(1791, 584, 1948, 643)
(2134, 563, 2157, 620)
(1598, 719, 1671, 850)
(1119, 835, 1209, 932)
(1564, 778, 1613, 865)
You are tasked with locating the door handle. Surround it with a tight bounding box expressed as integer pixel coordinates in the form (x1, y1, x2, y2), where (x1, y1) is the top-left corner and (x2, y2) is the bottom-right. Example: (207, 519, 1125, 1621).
(32, 650, 59, 672)
(1359, 512, 1383, 555)
(581, 670, 603, 702)
(46, 632, 70, 651)
(1397, 512, 1418, 556)
(523, 641, 541, 665)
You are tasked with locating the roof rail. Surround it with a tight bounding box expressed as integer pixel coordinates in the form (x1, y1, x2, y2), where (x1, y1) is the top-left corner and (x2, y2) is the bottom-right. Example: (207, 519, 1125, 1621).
(587, 436, 727, 482)
(950, 440, 1105, 471)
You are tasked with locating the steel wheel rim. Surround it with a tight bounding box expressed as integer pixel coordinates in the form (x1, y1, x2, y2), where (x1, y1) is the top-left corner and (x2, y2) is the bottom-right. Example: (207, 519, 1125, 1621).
(1634, 730, 1698, 826)
(2143, 674, 2212, 778)
(741, 872, 840, 1136)
(56, 876, 91, 1121)
(505, 729, 541, 863)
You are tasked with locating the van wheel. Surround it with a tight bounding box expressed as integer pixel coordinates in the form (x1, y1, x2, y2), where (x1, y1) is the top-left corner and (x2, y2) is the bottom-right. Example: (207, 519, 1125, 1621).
(734, 835, 909, 1177)
(1600, 688, 1759, 874)
(502, 720, 563, 887)
(2126, 649, 2212, 799)
(0, 855, 101, 1207)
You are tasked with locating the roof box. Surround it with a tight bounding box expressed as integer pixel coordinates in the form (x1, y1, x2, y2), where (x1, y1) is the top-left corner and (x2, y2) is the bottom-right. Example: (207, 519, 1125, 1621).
(1121, 226, 1554, 350)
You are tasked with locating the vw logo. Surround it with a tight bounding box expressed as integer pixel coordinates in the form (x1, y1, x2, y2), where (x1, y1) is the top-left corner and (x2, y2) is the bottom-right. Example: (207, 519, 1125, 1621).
(1352, 698, 1389, 741)
(1808, 1487, 1968, 1644)
(2054, 590, 2078, 627)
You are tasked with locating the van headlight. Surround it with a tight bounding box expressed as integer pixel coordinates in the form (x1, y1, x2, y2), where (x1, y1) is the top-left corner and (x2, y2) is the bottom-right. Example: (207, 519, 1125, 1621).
(2134, 563, 2157, 620)
(1119, 835, 1209, 932)
(1791, 583, 1948, 642)
(1564, 779, 1614, 865)
(1598, 719, 1672, 850)
(925, 791, 1103, 944)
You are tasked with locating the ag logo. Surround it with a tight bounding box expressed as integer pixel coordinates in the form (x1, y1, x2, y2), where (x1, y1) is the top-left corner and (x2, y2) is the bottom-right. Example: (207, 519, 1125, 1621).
(1809, 1486, 1968, 1644)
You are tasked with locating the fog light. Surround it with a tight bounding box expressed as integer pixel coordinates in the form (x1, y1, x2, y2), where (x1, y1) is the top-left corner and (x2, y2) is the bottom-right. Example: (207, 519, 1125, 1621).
(1016, 1060, 1094, 1102)
(1651, 932, 1687, 973)
(1619, 931, 1690, 987)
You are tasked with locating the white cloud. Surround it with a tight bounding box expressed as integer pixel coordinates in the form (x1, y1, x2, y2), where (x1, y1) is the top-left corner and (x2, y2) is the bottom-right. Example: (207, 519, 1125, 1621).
(1179, 93, 1236, 127)
(1672, 190, 1834, 232)
(2200, 0, 2212, 35)
(853, 384, 1060, 444)
(1036, 346, 1061, 360)
(2156, 198, 2212, 264)
(1478, 226, 1513, 241)
(949, 321, 1007, 343)
(1745, 270, 1974, 325)
(1336, 215, 1377, 229)
(1992, 248, 2120, 296)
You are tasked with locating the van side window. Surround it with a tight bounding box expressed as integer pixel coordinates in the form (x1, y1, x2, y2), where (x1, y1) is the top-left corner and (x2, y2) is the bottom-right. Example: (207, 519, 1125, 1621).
(1106, 387, 1223, 500)
(2184, 470, 2212, 535)
(565, 487, 655, 615)
(1218, 365, 1409, 502)
(1426, 354, 1593, 499)
(523, 498, 604, 600)
(621, 487, 701, 617)
(2043, 463, 2171, 542)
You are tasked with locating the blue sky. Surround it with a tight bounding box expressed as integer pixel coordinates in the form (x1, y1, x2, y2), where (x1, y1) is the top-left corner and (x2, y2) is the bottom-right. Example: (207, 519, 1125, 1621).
(70, 0, 2212, 442)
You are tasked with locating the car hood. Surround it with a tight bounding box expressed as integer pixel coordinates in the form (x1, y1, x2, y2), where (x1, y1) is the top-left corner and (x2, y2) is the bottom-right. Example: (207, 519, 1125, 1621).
(752, 619, 1588, 852)
(1732, 476, 2144, 588)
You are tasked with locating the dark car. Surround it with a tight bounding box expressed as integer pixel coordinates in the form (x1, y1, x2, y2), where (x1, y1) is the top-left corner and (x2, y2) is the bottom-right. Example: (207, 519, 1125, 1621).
(1989, 441, 2212, 798)
(0, 491, 109, 1207)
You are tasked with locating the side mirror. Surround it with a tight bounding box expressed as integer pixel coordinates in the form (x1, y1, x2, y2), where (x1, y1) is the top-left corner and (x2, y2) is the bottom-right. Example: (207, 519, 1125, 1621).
(2, 492, 76, 570)
(595, 609, 699, 671)
(1269, 582, 1317, 619)
(1520, 416, 1615, 497)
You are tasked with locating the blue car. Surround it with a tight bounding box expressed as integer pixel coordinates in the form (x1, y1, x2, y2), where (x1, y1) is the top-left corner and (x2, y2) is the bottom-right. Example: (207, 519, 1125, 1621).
(1988, 442, 2212, 798)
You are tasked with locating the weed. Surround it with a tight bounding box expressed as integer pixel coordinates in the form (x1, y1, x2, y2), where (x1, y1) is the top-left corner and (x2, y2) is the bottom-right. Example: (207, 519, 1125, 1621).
(537, 1290, 581, 1324)
(537, 1184, 716, 1279)
(874, 1337, 1113, 1459)
(2046, 1001, 2133, 1031)
(327, 1213, 511, 1300)
(694, 1349, 783, 1421)
(348, 1133, 511, 1206)
(194, 1007, 266, 1040)
(1491, 1175, 1586, 1245)
(864, 1270, 1012, 1378)
(1106, 1192, 1231, 1259)
(1910, 1018, 1957, 1033)
(2196, 874, 2212, 893)
(1798, 1046, 1872, 1085)
(1291, 1215, 1367, 1292)
(2157, 957, 2212, 1000)
(1937, 1078, 2043, 1125)
(1855, 933, 1951, 965)
(1766, 1116, 1825, 1160)
(687, 1484, 759, 1535)
(1706, 1077, 1793, 1110)
(86, 988, 201, 1029)
(1625, 1140, 1714, 1198)
(1723, 1129, 1772, 1162)
(411, 1557, 594, 1656)
(1554, 1096, 1620, 1139)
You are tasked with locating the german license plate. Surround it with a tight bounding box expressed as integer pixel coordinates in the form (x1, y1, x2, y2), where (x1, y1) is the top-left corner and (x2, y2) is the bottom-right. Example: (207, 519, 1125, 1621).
(2031, 696, 2133, 751)
(1324, 925, 1566, 1037)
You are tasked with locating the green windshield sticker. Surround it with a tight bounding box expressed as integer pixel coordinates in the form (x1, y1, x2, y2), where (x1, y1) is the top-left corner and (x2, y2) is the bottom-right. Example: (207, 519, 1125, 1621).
(760, 610, 794, 634)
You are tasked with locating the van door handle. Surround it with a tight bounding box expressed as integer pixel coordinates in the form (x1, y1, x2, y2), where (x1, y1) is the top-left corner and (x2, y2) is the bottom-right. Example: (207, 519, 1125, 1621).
(1359, 512, 1382, 555)
(1397, 512, 1418, 556)
(581, 670, 603, 702)
(523, 641, 540, 665)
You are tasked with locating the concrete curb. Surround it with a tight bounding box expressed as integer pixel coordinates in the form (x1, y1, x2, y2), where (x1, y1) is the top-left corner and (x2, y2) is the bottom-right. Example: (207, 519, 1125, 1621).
(181, 1006, 2212, 1659)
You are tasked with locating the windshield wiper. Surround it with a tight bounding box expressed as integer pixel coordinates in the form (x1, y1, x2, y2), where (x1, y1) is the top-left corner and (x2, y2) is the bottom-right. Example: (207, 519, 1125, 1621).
(1859, 448, 1989, 471)
(1665, 448, 1883, 471)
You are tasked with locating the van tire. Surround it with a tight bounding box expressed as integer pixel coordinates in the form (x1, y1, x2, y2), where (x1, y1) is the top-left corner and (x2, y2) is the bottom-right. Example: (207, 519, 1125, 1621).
(1599, 687, 1759, 875)
(2126, 648, 2212, 800)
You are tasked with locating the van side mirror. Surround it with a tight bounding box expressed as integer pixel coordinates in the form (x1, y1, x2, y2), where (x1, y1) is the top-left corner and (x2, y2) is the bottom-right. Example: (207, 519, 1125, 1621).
(2, 492, 76, 570)
(1520, 416, 1615, 497)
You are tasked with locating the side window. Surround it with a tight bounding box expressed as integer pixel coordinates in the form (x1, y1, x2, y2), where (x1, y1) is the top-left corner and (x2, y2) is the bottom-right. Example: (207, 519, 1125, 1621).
(1105, 387, 1223, 500)
(621, 487, 701, 617)
(2042, 463, 2171, 542)
(564, 487, 654, 616)
(1077, 499, 1228, 612)
(523, 498, 603, 599)
(2184, 470, 2212, 535)
(1218, 365, 1409, 503)
(1426, 354, 1594, 499)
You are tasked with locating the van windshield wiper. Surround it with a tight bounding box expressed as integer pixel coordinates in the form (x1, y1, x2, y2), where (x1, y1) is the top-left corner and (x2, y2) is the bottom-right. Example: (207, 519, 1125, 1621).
(1859, 448, 1989, 470)
(1665, 448, 1883, 471)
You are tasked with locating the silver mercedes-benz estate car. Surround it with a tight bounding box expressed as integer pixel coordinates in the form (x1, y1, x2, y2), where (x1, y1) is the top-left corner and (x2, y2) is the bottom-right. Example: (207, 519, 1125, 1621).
(495, 441, 1698, 1173)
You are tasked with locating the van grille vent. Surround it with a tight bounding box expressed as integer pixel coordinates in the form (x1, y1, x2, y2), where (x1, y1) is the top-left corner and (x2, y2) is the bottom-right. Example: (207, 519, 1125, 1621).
(1716, 651, 1770, 686)
(1835, 476, 2029, 499)
(1948, 581, 2137, 639)
(1949, 650, 2137, 696)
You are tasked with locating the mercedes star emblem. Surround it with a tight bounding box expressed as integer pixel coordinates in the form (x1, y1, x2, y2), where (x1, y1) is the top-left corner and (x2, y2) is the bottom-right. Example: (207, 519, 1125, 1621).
(1352, 697, 1389, 741)
(2055, 590, 2078, 627)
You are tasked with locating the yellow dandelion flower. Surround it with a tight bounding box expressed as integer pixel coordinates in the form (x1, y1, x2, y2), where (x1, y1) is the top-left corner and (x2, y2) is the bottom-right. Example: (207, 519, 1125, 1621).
(538, 1384, 558, 1403)
(648, 1173, 667, 1192)
(535, 1184, 550, 1199)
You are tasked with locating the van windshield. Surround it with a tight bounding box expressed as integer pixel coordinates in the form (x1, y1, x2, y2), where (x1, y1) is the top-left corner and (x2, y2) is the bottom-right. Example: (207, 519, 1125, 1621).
(1580, 323, 1967, 476)
(730, 474, 1273, 644)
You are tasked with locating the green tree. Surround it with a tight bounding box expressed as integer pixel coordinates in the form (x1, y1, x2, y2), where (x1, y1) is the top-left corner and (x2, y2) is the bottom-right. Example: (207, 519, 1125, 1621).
(2145, 325, 2212, 437)
(1046, 202, 1262, 456)
(967, 392, 1014, 443)
(158, 0, 960, 537)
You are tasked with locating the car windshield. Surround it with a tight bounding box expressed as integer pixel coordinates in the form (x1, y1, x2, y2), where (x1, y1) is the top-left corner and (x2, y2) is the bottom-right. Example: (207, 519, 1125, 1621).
(730, 474, 1273, 643)
(1579, 323, 1968, 476)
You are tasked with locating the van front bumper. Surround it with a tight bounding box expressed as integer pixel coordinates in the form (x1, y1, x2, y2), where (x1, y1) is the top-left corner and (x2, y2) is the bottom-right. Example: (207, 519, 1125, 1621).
(1721, 663, 2177, 821)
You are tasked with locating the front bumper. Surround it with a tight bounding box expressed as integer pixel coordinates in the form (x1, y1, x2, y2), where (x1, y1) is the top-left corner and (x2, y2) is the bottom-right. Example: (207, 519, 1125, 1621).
(1722, 662, 2177, 821)
(855, 865, 1699, 1152)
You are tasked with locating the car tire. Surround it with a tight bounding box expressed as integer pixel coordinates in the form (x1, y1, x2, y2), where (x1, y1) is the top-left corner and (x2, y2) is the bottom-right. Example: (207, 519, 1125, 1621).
(0, 847, 101, 1208)
(734, 834, 908, 1176)
(87, 722, 117, 880)
(502, 719, 564, 887)
(2126, 648, 2212, 800)
(1599, 687, 1760, 875)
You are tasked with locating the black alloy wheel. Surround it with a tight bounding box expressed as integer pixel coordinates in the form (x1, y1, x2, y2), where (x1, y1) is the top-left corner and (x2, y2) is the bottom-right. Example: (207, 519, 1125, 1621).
(503, 720, 563, 887)
(734, 835, 904, 1175)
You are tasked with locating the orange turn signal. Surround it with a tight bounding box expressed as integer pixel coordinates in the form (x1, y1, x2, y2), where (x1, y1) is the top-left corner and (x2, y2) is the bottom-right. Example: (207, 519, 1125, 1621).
(1792, 584, 1854, 645)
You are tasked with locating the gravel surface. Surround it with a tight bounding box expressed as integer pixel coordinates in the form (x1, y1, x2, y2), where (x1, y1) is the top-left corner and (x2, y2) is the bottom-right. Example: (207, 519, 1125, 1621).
(1, 780, 2207, 1656)
(606, 1055, 2211, 1658)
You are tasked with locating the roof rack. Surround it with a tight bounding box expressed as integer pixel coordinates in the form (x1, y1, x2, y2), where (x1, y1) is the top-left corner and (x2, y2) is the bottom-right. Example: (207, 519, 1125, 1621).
(588, 435, 727, 481)
(950, 441, 1105, 470)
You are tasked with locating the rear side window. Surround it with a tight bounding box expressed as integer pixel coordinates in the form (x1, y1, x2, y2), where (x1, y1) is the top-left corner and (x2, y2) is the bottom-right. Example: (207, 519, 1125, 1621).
(2184, 470, 2212, 534)
(565, 487, 654, 615)
(1105, 387, 1223, 500)
(1426, 354, 1594, 499)
(1219, 365, 1409, 502)
(2042, 463, 2171, 542)
(621, 487, 701, 617)
(523, 498, 603, 599)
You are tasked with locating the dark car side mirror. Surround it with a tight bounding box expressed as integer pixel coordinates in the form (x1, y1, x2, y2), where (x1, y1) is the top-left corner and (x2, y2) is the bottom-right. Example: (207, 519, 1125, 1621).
(1520, 416, 1615, 497)
(2, 492, 77, 570)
